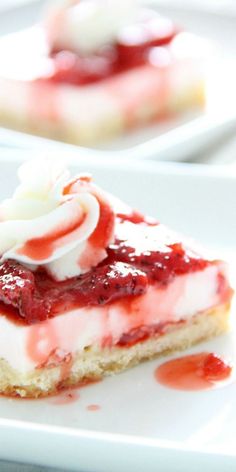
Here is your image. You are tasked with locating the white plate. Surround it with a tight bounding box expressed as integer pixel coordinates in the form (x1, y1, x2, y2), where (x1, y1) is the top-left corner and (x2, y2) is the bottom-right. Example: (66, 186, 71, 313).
(0, 0, 236, 163)
(0, 151, 235, 471)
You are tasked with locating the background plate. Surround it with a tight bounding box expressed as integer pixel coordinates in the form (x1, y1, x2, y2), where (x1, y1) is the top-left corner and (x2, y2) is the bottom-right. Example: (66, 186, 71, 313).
(0, 152, 235, 471)
(0, 0, 236, 160)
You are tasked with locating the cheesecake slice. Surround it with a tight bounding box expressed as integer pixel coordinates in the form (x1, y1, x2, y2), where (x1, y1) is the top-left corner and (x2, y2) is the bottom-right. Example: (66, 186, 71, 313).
(0, 0, 207, 146)
(0, 159, 232, 398)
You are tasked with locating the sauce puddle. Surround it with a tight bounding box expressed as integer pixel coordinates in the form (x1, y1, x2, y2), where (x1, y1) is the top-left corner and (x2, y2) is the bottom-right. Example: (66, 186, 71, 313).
(86, 404, 101, 411)
(155, 352, 232, 391)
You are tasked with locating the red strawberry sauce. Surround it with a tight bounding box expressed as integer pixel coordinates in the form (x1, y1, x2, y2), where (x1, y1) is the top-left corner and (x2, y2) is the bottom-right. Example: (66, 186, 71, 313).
(17, 212, 86, 261)
(86, 404, 101, 411)
(18, 180, 115, 263)
(46, 15, 178, 86)
(0, 214, 214, 325)
(155, 352, 232, 391)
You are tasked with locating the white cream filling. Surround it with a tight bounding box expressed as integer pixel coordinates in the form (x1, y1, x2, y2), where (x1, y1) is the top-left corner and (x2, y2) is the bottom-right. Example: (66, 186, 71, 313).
(0, 265, 224, 373)
(57, 84, 124, 131)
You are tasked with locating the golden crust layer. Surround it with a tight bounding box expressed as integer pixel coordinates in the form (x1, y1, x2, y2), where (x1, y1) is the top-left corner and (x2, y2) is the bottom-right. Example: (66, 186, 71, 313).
(0, 303, 231, 398)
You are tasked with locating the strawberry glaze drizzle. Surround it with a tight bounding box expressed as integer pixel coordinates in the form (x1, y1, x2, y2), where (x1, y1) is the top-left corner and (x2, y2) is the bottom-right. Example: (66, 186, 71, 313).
(63, 175, 115, 250)
(26, 321, 58, 364)
(17, 212, 86, 260)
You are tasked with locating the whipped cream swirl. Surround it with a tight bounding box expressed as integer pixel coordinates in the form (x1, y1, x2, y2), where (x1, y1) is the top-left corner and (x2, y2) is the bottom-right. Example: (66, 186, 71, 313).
(47, 0, 138, 54)
(0, 159, 115, 281)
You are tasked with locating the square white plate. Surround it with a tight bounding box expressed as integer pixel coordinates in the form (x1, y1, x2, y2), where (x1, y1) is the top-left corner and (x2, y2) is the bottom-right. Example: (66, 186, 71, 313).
(0, 1, 236, 164)
(0, 151, 235, 471)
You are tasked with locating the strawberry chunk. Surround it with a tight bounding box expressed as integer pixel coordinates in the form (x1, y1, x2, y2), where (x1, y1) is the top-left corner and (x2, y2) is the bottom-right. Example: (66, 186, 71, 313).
(75, 262, 147, 305)
(0, 260, 50, 323)
(202, 353, 232, 381)
(40, 262, 148, 313)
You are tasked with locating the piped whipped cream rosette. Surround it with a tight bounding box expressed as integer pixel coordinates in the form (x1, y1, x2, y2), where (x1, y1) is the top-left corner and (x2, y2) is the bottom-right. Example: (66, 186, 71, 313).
(0, 159, 115, 281)
(47, 0, 138, 54)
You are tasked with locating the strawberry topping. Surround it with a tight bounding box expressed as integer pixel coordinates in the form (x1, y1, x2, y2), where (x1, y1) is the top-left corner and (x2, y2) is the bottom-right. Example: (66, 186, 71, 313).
(47, 15, 178, 85)
(0, 260, 50, 323)
(0, 260, 147, 324)
(0, 219, 216, 325)
(106, 240, 209, 284)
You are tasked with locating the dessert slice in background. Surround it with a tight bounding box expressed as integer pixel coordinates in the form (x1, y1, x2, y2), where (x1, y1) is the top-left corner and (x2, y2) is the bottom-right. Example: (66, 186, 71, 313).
(0, 0, 208, 146)
(0, 159, 233, 398)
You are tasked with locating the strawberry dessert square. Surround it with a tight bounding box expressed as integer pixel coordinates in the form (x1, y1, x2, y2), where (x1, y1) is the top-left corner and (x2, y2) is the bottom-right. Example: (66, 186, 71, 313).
(0, 0, 208, 145)
(0, 159, 232, 397)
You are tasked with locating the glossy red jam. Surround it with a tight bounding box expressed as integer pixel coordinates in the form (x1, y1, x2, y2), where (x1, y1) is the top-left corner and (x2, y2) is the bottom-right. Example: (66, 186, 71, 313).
(47, 15, 178, 86)
(0, 216, 212, 325)
(155, 352, 232, 391)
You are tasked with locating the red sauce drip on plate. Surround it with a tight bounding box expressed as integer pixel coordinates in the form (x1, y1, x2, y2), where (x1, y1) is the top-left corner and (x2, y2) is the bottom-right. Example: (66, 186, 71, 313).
(155, 352, 232, 391)
(50, 378, 101, 404)
(86, 404, 101, 411)
(51, 390, 80, 405)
